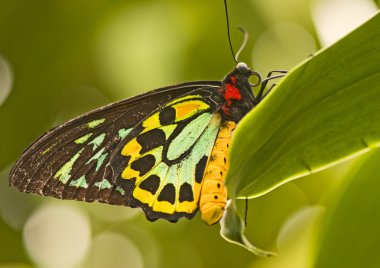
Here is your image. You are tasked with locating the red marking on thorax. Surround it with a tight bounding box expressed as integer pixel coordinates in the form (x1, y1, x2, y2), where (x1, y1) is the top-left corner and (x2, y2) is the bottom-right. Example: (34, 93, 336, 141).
(230, 76, 236, 84)
(221, 104, 230, 115)
(224, 83, 241, 106)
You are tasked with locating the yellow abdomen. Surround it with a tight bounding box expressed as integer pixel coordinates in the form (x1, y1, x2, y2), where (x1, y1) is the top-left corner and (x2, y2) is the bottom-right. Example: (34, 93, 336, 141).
(199, 121, 236, 225)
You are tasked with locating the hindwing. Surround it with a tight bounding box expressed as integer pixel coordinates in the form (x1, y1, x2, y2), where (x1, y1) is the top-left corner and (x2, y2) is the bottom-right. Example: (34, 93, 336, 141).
(9, 81, 222, 222)
(114, 106, 222, 222)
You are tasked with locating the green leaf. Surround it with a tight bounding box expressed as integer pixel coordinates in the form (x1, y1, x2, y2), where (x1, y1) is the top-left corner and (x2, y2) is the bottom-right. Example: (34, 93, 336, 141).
(219, 200, 276, 257)
(312, 149, 380, 267)
(227, 11, 380, 198)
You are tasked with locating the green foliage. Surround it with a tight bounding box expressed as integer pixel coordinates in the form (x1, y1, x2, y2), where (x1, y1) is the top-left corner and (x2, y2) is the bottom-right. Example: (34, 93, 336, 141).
(222, 11, 380, 255)
(312, 149, 380, 267)
(227, 11, 380, 198)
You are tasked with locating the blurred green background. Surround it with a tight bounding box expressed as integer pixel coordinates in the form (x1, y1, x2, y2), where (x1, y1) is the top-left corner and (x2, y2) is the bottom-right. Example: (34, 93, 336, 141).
(0, 0, 379, 267)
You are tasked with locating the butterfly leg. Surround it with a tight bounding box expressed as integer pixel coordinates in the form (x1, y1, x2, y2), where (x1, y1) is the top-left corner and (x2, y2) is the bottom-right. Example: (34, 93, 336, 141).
(256, 70, 288, 103)
(199, 121, 236, 225)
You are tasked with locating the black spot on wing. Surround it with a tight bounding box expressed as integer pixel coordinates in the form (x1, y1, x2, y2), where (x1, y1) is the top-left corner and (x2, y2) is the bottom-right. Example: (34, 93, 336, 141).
(195, 155, 208, 184)
(179, 182, 194, 202)
(159, 106, 176, 125)
(137, 129, 166, 154)
(130, 154, 156, 177)
(139, 175, 160, 194)
(157, 183, 175, 204)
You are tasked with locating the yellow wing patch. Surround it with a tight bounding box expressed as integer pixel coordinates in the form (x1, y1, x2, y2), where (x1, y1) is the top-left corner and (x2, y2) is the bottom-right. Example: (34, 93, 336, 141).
(121, 138, 142, 158)
(142, 112, 160, 129)
(142, 96, 210, 129)
(172, 100, 210, 121)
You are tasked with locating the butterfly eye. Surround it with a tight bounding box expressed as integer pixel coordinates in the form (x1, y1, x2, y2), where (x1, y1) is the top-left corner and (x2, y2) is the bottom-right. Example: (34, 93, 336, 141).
(236, 62, 250, 74)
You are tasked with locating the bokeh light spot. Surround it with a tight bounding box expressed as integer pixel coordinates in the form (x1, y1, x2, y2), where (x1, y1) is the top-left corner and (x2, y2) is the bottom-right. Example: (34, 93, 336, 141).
(23, 204, 91, 268)
(277, 206, 324, 252)
(252, 23, 316, 75)
(252, 206, 324, 268)
(0, 166, 37, 230)
(0, 55, 13, 106)
(312, 0, 377, 46)
(86, 231, 143, 268)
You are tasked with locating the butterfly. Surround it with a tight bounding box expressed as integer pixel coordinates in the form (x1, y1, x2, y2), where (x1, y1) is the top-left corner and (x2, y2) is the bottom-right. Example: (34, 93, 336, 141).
(9, 62, 277, 225)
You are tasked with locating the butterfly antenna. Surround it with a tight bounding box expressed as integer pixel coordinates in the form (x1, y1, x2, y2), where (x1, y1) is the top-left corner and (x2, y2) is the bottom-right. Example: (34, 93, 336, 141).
(235, 26, 248, 62)
(224, 1, 249, 63)
(224, 0, 238, 64)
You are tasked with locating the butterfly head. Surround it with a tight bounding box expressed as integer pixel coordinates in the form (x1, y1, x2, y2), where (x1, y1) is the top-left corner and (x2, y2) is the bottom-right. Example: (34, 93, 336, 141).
(219, 62, 261, 122)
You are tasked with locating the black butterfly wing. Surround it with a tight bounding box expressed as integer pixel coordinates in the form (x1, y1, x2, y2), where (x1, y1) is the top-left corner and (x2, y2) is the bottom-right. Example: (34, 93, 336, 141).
(9, 81, 222, 221)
